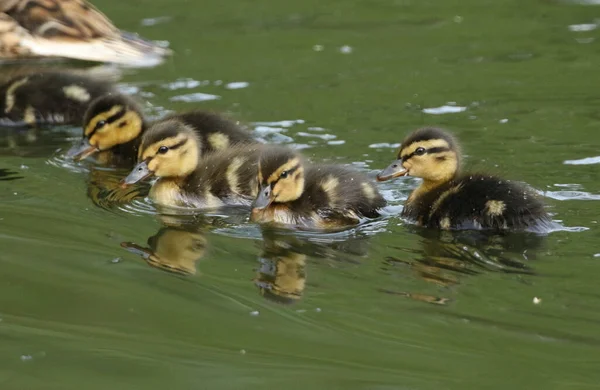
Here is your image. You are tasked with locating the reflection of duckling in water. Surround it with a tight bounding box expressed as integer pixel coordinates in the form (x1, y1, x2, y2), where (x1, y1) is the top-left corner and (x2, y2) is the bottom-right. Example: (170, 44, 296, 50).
(86, 165, 149, 209)
(256, 233, 307, 304)
(381, 227, 545, 304)
(377, 127, 551, 231)
(0, 71, 117, 127)
(0, 0, 170, 65)
(67, 93, 256, 167)
(122, 121, 264, 209)
(251, 147, 387, 230)
(121, 225, 208, 276)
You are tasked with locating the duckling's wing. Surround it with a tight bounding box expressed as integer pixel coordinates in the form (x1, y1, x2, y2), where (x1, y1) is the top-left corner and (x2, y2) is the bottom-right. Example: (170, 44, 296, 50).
(1, 0, 170, 66)
(429, 175, 548, 230)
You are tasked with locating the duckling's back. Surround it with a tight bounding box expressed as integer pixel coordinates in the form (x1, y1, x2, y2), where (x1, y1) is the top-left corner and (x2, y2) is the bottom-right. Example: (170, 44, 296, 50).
(299, 164, 387, 220)
(405, 174, 550, 231)
(167, 111, 255, 153)
(0, 72, 116, 126)
(177, 144, 264, 208)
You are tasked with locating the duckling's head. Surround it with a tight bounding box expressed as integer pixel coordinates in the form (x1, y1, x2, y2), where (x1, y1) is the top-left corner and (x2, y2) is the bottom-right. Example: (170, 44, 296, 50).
(122, 120, 200, 185)
(377, 127, 460, 184)
(67, 94, 144, 161)
(252, 148, 306, 210)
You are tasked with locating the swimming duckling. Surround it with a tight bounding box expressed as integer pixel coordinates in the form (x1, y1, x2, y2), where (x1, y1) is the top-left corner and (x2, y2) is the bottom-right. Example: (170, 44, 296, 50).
(0, 71, 117, 127)
(122, 121, 263, 209)
(0, 0, 170, 66)
(67, 93, 256, 166)
(251, 148, 387, 229)
(376, 127, 551, 231)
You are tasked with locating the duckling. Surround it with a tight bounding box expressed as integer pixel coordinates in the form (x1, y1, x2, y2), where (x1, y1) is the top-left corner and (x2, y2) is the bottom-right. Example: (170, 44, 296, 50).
(67, 93, 256, 166)
(250, 148, 387, 229)
(0, 0, 170, 66)
(376, 127, 551, 231)
(122, 121, 263, 209)
(0, 70, 117, 127)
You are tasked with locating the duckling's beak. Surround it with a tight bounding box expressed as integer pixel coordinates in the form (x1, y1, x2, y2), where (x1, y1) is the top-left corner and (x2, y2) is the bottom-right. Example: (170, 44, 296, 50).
(122, 160, 153, 187)
(252, 185, 273, 210)
(376, 160, 408, 182)
(66, 139, 98, 161)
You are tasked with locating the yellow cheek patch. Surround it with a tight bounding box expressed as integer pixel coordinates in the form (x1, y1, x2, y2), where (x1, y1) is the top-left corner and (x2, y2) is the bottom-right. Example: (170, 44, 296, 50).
(400, 139, 450, 160)
(63, 85, 91, 102)
(208, 133, 230, 151)
(268, 158, 301, 184)
(85, 105, 124, 136)
(147, 158, 160, 172)
(4, 77, 28, 113)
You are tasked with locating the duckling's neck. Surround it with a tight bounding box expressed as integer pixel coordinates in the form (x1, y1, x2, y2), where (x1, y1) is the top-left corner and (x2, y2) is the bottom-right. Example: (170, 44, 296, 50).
(408, 177, 454, 203)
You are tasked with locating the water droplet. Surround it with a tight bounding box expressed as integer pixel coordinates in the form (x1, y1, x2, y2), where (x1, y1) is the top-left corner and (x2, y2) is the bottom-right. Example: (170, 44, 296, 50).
(315, 307, 322, 312)
(225, 82, 249, 90)
(249, 310, 259, 316)
(339, 45, 353, 54)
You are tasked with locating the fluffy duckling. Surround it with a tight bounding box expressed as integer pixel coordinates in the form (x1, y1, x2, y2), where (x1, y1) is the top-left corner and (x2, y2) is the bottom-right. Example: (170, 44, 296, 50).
(122, 121, 263, 209)
(376, 127, 551, 231)
(67, 93, 255, 166)
(251, 148, 387, 229)
(0, 71, 117, 127)
(0, 0, 170, 66)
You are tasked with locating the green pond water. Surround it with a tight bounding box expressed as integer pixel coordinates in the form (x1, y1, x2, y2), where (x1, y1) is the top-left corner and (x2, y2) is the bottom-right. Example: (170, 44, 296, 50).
(2, 0, 600, 388)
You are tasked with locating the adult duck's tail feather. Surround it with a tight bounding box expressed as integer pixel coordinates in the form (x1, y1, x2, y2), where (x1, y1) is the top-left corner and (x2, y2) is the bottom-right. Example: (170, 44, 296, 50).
(20, 33, 171, 67)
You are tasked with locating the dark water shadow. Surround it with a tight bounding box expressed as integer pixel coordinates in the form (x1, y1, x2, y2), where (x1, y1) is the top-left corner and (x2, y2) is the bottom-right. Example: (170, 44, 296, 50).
(381, 225, 547, 298)
(0, 168, 24, 181)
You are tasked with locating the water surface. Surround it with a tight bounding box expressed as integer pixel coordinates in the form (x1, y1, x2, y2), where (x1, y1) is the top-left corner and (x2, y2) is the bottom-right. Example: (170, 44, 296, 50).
(1, 0, 600, 389)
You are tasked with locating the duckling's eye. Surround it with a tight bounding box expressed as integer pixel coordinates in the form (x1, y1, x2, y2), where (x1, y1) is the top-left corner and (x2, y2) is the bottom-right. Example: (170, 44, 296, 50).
(94, 120, 107, 131)
(280, 170, 289, 179)
(158, 146, 169, 154)
(414, 147, 426, 156)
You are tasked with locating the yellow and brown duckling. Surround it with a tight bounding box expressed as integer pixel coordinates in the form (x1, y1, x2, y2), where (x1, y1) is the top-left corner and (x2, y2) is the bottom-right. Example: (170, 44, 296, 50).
(251, 148, 387, 229)
(122, 121, 263, 209)
(0, 70, 117, 127)
(67, 93, 256, 166)
(376, 127, 551, 231)
(0, 0, 170, 66)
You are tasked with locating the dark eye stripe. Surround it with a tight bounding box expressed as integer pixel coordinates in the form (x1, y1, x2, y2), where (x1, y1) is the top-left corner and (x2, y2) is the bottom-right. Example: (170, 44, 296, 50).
(154, 138, 188, 156)
(269, 164, 300, 187)
(401, 146, 450, 162)
(88, 108, 126, 137)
